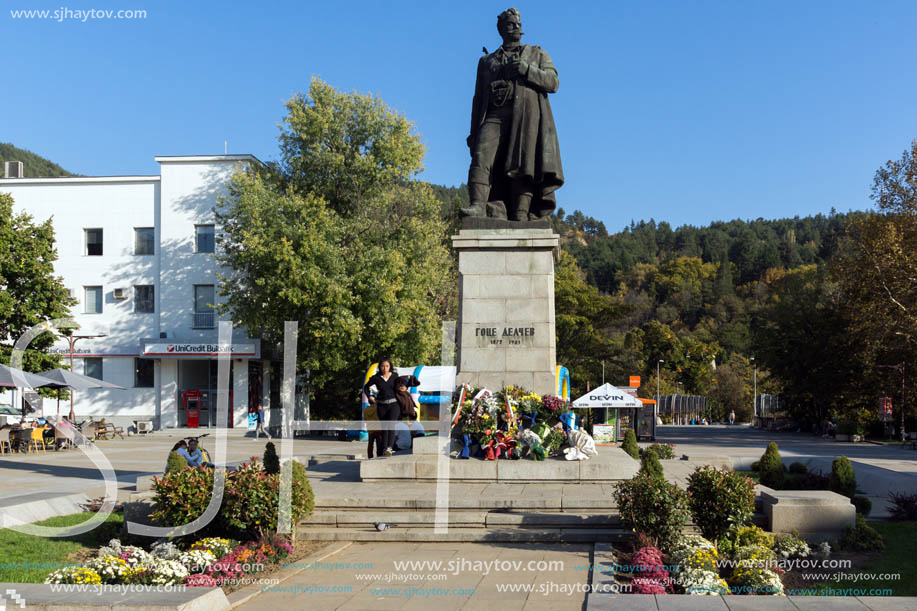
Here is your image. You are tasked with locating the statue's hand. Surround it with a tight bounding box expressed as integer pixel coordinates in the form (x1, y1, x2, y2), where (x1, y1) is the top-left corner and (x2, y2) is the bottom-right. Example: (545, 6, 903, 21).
(506, 57, 529, 80)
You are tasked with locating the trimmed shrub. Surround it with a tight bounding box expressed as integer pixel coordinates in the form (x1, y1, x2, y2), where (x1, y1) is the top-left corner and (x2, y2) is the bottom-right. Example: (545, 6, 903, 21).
(887, 491, 917, 521)
(829, 456, 857, 498)
(640, 446, 665, 481)
(221, 458, 314, 539)
(151, 458, 314, 539)
(613, 473, 690, 552)
(642, 443, 676, 460)
(263, 442, 280, 475)
(852, 495, 872, 516)
(837, 514, 885, 552)
(750, 460, 760, 472)
(686, 466, 755, 541)
(789, 461, 808, 475)
(165, 451, 187, 474)
(151, 466, 217, 536)
(621, 429, 639, 459)
(290, 459, 315, 518)
(758, 442, 784, 489)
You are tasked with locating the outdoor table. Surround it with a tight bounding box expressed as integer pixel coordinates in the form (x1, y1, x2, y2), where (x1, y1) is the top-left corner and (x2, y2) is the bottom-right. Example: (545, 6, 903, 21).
(8, 428, 31, 452)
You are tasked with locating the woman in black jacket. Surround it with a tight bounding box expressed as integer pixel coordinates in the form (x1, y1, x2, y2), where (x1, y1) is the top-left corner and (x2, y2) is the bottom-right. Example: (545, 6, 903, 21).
(363, 358, 400, 457)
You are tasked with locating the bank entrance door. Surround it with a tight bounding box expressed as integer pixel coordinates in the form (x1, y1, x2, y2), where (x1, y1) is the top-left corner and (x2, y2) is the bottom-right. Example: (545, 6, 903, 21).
(178, 360, 236, 428)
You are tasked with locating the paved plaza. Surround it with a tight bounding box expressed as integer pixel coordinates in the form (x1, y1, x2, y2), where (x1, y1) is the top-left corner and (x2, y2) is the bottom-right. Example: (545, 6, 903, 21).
(0, 429, 359, 511)
(2, 424, 917, 608)
(239, 541, 593, 611)
(655, 424, 917, 515)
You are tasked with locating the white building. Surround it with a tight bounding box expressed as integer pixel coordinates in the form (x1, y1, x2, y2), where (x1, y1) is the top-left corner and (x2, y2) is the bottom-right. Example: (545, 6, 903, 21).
(0, 155, 281, 431)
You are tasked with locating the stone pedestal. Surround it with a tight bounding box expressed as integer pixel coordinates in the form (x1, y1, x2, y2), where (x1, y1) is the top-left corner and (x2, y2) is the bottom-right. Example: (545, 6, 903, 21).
(451, 228, 558, 396)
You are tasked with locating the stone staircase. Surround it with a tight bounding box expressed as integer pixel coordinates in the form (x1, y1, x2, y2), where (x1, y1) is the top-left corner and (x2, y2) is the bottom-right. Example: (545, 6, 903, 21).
(298, 438, 638, 542)
(298, 482, 629, 542)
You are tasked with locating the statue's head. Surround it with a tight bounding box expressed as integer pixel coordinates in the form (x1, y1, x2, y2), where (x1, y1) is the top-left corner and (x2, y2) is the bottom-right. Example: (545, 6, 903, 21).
(497, 8, 522, 44)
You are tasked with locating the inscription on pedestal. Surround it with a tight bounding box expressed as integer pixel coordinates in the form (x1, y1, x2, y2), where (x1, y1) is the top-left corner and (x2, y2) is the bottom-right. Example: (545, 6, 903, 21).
(474, 326, 536, 347)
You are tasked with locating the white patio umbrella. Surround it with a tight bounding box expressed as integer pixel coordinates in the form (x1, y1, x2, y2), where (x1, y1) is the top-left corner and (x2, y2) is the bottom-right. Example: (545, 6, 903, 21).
(36, 368, 125, 420)
(0, 364, 64, 421)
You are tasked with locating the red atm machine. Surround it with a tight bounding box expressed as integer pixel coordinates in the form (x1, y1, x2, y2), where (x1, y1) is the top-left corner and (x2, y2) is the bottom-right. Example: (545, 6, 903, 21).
(183, 390, 202, 428)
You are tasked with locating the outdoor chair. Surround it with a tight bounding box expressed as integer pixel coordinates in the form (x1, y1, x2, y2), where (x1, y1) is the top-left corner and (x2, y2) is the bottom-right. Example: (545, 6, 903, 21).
(80, 422, 98, 441)
(0, 429, 12, 454)
(53, 426, 73, 450)
(28, 427, 47, 453)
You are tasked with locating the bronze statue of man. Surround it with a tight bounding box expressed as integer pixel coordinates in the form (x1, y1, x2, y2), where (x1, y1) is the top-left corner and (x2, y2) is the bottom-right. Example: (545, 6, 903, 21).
(461, 8, 564, 221)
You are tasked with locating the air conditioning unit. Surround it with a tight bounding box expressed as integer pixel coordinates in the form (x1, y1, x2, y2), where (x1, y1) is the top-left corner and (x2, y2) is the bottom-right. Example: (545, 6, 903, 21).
(4, 161, 23, 179)
(113, 288, 128, 300)
(66, 288, 77, 299)
(134, 420, 154, 434)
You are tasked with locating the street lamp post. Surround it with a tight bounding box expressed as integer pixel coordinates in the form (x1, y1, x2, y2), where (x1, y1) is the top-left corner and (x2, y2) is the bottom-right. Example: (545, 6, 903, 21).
(750, 356, 757, 425)
(675, 381, 682, 423)
(63, 333, 107, 420)
(656, 359, 664, 421)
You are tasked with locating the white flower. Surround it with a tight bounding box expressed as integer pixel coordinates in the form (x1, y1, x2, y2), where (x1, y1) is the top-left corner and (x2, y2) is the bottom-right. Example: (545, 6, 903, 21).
(679, 568, 728, 595)
(178, 550, 217, 574)
(773, 534, 811, 560)
(147, 559, 190, 585)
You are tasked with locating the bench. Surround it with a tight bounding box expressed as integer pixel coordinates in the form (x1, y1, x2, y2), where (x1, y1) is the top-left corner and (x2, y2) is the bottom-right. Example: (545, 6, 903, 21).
(94, 423, 124, 440)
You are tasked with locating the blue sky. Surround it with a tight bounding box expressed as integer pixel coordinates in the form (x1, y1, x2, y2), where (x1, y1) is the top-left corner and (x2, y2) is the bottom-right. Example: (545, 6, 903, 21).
(3, 0, 917, 230)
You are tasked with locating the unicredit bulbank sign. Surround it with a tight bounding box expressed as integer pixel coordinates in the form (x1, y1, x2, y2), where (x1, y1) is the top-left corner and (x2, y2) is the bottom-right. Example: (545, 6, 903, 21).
(140, 340, 260, 359)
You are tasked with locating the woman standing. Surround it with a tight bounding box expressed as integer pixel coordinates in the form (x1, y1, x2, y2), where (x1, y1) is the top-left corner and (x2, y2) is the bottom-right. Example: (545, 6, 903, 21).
(363, 358, 399, 457)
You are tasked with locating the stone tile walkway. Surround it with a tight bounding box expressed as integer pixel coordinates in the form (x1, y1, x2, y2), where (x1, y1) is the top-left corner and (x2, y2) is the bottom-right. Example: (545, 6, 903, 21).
(239, 541, 593, 611)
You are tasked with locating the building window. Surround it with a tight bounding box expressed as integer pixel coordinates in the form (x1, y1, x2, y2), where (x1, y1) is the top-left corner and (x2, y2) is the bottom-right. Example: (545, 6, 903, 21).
(195, 224, 215, 253)
(134, 228, 154, 255)
(135, 358, 154, 387)
(134, 285, 154, 313)
(85, 228, 103, 256)
(84, 358, 103, 380)
(193, 284, 215, 328)
(84, 286, 102, 314)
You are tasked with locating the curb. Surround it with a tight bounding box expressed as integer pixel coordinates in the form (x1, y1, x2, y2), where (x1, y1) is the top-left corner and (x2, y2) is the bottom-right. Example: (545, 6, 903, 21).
(226, 540, 352, 608)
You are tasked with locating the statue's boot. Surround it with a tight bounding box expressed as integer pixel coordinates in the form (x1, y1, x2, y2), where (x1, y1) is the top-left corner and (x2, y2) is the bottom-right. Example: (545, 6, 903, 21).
(460, 182, 490, 217)
(511, 192, 532, 221)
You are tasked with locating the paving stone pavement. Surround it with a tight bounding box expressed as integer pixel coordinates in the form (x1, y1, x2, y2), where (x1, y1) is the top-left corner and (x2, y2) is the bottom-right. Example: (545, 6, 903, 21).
(238, 541, 593, 611)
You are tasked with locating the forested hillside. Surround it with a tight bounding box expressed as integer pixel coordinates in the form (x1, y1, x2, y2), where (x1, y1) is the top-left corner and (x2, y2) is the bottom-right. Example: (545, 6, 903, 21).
(0, 143, 75, 177)
(546, 208, 864, 423)
(543, 137, 917, 437)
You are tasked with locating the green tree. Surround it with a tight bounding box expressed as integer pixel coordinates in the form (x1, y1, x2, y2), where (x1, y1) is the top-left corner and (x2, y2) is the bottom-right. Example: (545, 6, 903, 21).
(0, 192, 74, 373)
(752, 266, 862, 426)
(709, 358, 752, 422)
(554, 250, 627, 394)
(216, 78, 454, 417)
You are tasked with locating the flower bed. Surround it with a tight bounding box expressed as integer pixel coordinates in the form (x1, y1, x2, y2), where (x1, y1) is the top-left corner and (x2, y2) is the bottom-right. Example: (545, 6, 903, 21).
(44, 536, 293, 587)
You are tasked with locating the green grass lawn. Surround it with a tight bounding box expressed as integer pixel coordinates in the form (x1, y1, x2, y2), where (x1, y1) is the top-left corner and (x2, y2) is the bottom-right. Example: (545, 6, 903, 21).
(823, 521, 917, 596)
(802, 521, 917, 596)
(0, 513, 123, 583)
